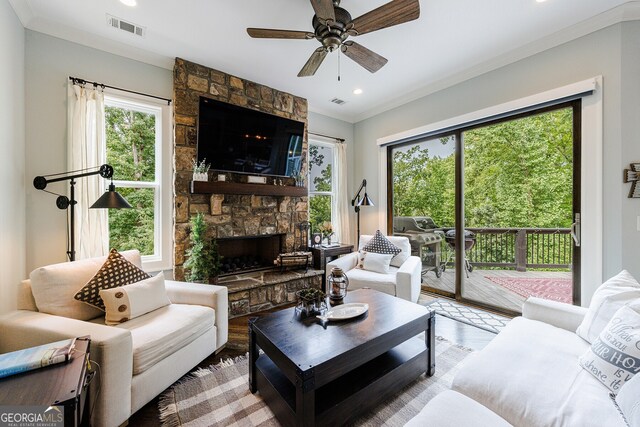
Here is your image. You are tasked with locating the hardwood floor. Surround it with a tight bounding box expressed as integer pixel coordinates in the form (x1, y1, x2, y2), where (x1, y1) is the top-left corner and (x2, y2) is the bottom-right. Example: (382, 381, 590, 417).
(129, 292, 498, 426)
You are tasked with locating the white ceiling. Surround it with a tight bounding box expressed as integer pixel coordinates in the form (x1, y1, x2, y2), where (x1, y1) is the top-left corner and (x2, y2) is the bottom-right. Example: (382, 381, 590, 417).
(9, 0, 636, 122)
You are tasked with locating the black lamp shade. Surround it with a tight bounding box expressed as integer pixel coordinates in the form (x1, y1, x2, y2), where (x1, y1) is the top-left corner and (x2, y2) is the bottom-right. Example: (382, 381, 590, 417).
(356, 192, 375, 207)
(90, 183, 132, 209)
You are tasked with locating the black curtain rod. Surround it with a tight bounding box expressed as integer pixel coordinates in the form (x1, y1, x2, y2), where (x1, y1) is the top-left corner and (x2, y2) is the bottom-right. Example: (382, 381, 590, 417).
(69, 76, 172, 105)
(308, 131, 345, 143)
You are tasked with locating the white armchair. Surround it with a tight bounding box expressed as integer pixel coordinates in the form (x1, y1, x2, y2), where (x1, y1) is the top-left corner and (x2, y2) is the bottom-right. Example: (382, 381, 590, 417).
(0, 251, 228, 427)
(326, 234, 422, 303)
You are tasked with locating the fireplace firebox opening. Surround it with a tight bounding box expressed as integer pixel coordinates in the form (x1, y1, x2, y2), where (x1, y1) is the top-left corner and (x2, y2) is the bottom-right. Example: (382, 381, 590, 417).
(217, 234, 285, 276)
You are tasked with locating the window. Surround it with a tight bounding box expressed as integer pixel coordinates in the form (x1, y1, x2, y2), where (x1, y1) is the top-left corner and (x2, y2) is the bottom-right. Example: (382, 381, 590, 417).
(104, 94, 172, 271)
(308, 141, 337, 240)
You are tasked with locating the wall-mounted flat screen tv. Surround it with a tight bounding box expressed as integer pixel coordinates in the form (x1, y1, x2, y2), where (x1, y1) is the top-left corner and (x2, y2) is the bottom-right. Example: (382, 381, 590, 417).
(197, 97, 305, 178)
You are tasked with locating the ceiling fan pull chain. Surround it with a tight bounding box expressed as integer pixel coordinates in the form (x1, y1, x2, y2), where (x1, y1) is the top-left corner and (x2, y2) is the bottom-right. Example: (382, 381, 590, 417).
(337, 48, 341, 82)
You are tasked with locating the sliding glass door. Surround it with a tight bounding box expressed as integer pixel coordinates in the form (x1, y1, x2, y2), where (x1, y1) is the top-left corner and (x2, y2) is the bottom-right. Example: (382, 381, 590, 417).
(389, 134, 457, 297)
(388, 101, 581, 315)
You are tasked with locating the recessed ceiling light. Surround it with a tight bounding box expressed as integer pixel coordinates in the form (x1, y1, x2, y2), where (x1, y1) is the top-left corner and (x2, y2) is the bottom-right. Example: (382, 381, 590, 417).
(120, 0, 137, 6)
(353, 88, 363, 95)
(536, 0, 547, 2)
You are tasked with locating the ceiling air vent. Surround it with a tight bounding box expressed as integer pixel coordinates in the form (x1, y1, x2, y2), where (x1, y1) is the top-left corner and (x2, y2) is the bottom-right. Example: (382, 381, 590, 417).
(106, 14, 146, 38)
(330, 98, 346, 105)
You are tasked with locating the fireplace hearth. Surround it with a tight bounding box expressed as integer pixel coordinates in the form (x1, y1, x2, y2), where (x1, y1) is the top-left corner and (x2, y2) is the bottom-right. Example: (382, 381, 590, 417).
(217, 234, 284, 276)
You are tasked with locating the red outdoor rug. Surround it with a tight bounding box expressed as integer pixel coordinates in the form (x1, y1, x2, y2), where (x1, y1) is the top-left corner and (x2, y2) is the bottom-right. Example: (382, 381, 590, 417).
(484, 276, 573, 304)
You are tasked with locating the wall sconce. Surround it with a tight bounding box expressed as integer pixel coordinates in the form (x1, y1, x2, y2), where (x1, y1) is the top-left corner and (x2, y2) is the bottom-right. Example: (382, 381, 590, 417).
(351, 178, 375, 248)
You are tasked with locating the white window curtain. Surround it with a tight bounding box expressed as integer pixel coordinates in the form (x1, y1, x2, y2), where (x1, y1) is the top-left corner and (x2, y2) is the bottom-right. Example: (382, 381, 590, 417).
(68, 83, 108, 259)
(333, 141, 351, 245)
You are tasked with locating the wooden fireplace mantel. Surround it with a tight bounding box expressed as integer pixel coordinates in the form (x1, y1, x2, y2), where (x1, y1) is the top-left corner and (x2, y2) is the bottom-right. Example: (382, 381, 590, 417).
(191, 181, 308, 197)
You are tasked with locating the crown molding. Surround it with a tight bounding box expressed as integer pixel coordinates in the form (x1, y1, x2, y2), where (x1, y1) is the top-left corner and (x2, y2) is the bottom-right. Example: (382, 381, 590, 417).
(351, 1, 640, 123)
(8, 0, 35, 27)
(24, 17, 174, 70)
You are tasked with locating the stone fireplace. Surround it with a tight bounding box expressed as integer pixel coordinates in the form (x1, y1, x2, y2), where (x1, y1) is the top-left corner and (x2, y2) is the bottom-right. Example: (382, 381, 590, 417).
(172, 58, 322, 321)
(172, 57, 310, 280)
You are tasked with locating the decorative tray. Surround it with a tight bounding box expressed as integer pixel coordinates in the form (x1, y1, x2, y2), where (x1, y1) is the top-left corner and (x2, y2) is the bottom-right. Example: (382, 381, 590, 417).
(317, 303, 369, 321)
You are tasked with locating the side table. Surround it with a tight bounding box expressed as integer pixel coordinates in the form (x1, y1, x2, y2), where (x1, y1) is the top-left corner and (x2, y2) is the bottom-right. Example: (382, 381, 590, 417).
(310, 244, 354, 271)
(0, 336, 91, 427)
(310, 244, 354, 290)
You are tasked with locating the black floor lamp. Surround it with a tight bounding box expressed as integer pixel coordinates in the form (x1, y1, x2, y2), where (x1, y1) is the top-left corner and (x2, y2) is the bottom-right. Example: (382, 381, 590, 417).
(33, 164, 132, 261)
(351, 179, 375, 248)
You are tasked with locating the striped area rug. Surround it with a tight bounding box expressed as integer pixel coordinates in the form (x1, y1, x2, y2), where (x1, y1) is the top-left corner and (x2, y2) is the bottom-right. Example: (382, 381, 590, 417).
(158, 337, 473, 427)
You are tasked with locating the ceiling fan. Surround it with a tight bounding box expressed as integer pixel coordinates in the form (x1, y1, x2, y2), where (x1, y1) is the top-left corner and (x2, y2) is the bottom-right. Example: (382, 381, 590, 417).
(247, 0, 420, 77)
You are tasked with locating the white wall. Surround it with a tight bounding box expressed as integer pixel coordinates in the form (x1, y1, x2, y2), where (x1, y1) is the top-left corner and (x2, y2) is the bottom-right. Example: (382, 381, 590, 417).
(307, 111, 356, 244)
(0, 0, 26, 314)
(620, 21, 640, 280)
(25, 31, 172, 272)
(354, 23, 626, 303)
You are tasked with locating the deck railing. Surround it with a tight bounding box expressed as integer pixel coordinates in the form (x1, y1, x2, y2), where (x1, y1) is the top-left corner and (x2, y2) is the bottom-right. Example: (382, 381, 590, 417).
(440, 228, 572, 271)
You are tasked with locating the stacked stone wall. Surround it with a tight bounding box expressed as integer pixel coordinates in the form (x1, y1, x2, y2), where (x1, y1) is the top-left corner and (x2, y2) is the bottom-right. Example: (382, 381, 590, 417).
(173, 58, 308, 280)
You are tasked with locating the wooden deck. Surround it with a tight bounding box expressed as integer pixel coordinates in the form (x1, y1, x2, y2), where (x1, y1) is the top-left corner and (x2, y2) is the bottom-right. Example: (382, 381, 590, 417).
(421, 268, 572, 313)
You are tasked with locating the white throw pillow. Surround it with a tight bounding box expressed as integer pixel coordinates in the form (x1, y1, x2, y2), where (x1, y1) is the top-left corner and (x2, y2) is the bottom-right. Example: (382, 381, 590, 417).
(616, 370, 640, 426)
(389, 236, 411, 268)
(578, 305, 640, 393)
(30, 250, 142, 320)
(100, 272, 171, 325)
(359, 232, 411, 268)
(356, 250, 393, 274)
(576, 270, 640, 343)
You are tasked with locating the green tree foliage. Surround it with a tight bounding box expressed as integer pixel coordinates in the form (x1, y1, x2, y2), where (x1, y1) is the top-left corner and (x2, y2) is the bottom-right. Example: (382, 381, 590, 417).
(393, 138, 456, 227)
(392, 108, 573, 229)
(392, 108, 574, 267)
(105, 105, 156, 254)
(108, 188, 154, 255)
(105, 106, 155, 181)
(463, 108, 573, 229)
(309, 144, 333, 233)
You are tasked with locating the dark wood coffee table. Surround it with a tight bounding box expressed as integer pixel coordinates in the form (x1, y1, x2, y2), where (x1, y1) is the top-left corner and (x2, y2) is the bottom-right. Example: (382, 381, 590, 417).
(249, 289, 435, 426)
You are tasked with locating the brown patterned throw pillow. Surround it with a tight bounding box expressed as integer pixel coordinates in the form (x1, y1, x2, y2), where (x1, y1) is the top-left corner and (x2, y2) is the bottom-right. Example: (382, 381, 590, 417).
(74, 249, 150, 311)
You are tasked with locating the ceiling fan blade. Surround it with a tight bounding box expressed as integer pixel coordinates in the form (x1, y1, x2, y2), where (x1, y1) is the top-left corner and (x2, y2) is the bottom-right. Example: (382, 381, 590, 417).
(351, 0, 420, 36)
(310, 0, 336, 23)
(341, 41, 388, 73)
(298, 48, 329, 77)
(247, 28, 314, 39)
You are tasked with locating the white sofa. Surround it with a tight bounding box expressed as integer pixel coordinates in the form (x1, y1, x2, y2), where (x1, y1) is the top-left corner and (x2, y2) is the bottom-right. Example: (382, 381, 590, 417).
(407, 297, 625, 427)
(326, 234, 422, 303)
(0, 251, 228, 427)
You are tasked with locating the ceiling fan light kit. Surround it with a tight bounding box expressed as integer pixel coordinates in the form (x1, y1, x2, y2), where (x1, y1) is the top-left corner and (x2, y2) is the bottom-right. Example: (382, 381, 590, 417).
(247, 0, 420, 77)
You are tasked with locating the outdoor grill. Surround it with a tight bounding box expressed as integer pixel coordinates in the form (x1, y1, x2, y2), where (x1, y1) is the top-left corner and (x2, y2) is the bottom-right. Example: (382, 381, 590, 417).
(393, 216, 444, 278)
(443, 229, 476, 277)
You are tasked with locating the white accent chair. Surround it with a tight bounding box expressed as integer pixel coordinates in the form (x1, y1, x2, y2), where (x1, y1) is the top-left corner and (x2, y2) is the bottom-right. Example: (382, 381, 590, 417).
(326, 234, 422, 303)
(0, 251, 228, 427)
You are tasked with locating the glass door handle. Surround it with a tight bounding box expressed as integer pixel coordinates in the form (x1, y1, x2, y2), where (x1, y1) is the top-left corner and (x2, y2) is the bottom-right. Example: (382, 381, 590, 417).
(570, 213, 581, 247)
